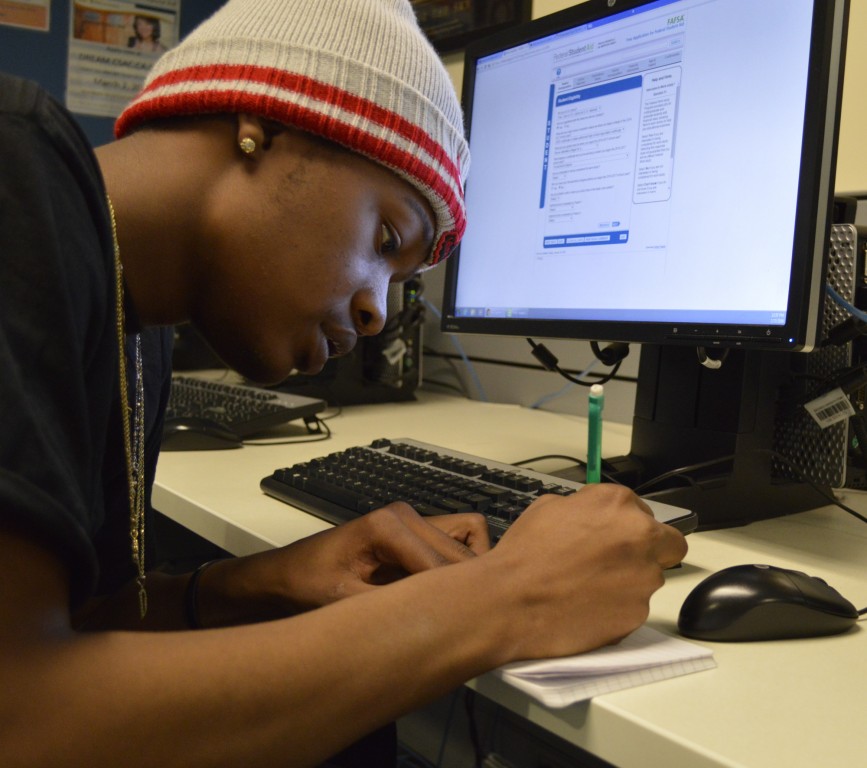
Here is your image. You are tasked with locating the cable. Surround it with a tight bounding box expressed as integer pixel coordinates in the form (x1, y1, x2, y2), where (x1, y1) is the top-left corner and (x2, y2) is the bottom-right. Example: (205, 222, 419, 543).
(826, 283, 867, 324)
(242, 415, 332, 446)
(760, 449, 867, 525)
(424, 347, 636, 381)
(529, 380, 576, 409)
(824, 315, 867, 347)
(696, 346, 729, 370)
(632, 447, 867, 526)
(529, 359, 602, 409)
(590, 340, 630, 366)
(511, 453, 585, 467)
(318, 406, 343, 421)
(422, 347, 474, 398)
(632, 454, 736, 495)
(526, 338, 626, 386)
(511, 453, 623, 484)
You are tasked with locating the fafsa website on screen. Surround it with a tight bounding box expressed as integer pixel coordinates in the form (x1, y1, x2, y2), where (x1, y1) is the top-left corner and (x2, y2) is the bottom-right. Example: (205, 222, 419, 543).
(455, 0, 815, 325)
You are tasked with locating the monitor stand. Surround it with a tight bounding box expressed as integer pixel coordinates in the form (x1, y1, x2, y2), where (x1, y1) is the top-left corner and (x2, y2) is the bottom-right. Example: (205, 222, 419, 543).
(555, 344, 847, 530)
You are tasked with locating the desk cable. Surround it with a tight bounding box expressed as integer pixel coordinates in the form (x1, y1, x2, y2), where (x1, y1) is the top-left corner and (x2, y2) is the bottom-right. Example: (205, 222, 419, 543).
(241, 413, 334, 446)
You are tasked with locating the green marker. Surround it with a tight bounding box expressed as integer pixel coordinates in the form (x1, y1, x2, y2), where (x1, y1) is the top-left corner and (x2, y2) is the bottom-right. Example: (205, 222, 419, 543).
(587, 383, 604, 483)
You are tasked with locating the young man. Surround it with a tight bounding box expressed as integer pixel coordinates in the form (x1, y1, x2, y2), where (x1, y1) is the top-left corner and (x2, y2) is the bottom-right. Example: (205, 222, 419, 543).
(0, 1, 687, 766)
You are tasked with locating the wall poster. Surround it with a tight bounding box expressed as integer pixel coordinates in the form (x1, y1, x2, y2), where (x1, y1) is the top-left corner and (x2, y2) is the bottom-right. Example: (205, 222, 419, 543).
(0, 0, 50, 32)
(66, 0, 180, 118)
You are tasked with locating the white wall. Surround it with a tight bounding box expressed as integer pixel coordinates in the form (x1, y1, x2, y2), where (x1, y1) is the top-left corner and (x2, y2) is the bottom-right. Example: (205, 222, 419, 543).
(837, 0, 867, 194)
(423, 0, 867, 426)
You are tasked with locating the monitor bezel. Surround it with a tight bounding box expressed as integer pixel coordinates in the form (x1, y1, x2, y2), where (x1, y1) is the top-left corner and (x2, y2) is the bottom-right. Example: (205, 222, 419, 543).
(441, 0, 849, 353)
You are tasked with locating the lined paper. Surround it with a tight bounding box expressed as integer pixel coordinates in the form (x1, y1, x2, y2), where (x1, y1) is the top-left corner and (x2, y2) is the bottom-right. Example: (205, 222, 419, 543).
(497, 626, 716, 707)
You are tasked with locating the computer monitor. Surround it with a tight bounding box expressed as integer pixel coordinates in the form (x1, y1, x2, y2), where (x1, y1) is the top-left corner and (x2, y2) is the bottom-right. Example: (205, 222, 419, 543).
(441, 0, 851, 528)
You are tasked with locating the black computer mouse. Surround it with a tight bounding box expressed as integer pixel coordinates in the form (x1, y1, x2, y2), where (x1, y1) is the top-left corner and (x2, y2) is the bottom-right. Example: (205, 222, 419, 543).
(161, 417, 243, 451)
(677, 564, 859, 642)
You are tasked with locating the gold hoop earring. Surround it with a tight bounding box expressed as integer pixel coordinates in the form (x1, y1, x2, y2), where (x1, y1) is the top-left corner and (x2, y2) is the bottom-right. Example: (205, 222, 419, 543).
(239, 137, 256, 156)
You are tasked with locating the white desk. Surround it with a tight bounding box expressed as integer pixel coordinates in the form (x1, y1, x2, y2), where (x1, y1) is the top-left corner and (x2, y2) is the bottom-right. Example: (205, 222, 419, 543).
(154, 390, 867, 768)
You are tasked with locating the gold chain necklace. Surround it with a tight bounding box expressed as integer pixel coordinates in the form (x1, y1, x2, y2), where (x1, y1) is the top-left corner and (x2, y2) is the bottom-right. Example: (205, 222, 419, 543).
(107, 195, 147, 618)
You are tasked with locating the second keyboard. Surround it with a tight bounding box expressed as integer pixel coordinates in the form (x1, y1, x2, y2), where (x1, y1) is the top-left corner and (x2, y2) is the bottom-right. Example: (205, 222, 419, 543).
(167, 375, 327, 438)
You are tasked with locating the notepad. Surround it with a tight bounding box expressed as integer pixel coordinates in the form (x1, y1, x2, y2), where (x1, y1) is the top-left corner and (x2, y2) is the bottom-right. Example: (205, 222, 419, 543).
(496, 626, 716, 708)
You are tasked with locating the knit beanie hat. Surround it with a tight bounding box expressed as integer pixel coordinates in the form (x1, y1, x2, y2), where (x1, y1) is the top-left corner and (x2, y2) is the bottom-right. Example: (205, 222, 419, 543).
(115, 0, 469, 266)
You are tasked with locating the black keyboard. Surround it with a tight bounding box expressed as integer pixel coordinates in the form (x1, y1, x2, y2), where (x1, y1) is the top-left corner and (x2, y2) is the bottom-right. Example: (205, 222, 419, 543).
(260, 437, 698, 539)
(166, 375, 327, 438)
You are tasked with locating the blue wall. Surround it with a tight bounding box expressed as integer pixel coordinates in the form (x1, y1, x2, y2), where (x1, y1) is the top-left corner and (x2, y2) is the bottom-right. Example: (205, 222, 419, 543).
(0, 0, 222, 146)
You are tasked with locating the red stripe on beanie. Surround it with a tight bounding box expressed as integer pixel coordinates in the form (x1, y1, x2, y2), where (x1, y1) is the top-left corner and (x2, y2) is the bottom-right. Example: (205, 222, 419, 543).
(117, 88, 466, 259)
(116, 64, 465, 198)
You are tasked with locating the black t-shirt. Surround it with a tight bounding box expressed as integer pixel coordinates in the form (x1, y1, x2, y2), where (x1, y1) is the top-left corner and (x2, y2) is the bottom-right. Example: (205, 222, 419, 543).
(0, 73, 172, 606)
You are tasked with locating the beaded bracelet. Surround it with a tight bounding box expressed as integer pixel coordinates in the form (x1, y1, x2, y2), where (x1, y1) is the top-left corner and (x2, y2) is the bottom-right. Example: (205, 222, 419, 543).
(184, 558, 225, 629)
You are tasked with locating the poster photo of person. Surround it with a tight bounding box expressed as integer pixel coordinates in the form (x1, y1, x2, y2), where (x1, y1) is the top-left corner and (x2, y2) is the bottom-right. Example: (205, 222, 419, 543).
(67, 1, 178, 118)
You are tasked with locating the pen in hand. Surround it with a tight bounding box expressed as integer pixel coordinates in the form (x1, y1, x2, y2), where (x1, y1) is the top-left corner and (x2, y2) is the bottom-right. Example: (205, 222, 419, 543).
(587, 383, 604, 483)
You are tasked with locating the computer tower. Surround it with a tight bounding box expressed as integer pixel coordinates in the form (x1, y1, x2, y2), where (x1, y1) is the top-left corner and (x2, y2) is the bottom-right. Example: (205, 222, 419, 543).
(827, 221, 867, 489)
(773, 219, 867, 494)
(273, 278, 425, 406)
(172, 279, 425, 407)
(773, 222, 863, 491)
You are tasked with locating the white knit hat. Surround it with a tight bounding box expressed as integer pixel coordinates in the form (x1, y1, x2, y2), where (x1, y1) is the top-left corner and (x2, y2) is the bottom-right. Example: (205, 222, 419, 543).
(115, 0, 469, 265)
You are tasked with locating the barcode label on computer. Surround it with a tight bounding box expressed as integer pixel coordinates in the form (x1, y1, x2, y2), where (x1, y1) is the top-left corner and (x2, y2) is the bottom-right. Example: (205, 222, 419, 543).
(804, 387, 855, 429)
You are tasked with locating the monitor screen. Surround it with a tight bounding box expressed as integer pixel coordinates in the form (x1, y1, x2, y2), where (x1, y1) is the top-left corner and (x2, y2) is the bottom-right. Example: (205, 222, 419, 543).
(441, 0, 851, 529)
(442, 0, 848, 353)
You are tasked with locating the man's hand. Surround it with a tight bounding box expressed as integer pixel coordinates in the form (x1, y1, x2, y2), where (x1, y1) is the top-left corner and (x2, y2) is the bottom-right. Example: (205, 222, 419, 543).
(225, 504, 490, 618)
(487, 484, 688, 659)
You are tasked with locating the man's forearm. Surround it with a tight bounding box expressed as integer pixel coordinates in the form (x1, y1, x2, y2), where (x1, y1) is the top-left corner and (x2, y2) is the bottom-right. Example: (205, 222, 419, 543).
(12, 555, 513, 768)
